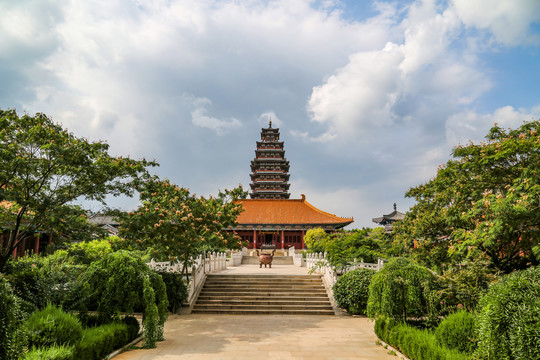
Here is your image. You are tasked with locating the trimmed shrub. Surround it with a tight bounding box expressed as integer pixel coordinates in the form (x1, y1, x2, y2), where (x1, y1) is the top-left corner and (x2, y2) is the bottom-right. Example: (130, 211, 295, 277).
(475, 266, 540, 360)
(23, 345, 74, 360)
(367, 257, 437, 320)
(435, 310, 476, 354)
(74, 322, 130, 360)
(0, 276, 26, 360)
(122, 316, 141, 341)
(25, 304, 83, 349)
(333, 268, 375, 315)
(155, 270, 188, 313)
(374, 316, 470, 360)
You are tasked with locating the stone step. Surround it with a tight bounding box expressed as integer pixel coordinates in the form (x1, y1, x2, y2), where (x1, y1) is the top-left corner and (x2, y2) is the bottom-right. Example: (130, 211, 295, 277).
(206, 274, 320, 279)
(197, 295, 331, 301)
(191, 308, 335, 315)
(197, 299, 331, 306)
(205, 278, 323, 283)
(194, 304, 333, 311)
(199, 289, 328, 295)
(203, 284, 325, 289)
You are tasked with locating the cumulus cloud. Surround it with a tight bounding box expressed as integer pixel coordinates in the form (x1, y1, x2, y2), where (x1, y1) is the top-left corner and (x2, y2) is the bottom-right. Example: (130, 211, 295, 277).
(451, 0, 540, 45)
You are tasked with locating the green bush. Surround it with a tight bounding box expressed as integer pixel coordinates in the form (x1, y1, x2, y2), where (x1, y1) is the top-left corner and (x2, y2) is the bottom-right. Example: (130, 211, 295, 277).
(435, 310, 476, 354)
(122, 316, 141, 341)
(0, 276, 26, 360)
(23, 345, 75, 360)
(367, 257, 438, 320)
(333, 268, 375, 315)
(25, 304, 83, 349)
(155, 270, 188, 313)
(475, 266, 540, 360)
(77, 251, 168, 342)
(74, 322, 130, 360)
(65, 239, 114, 265)
(374, 316, 470, 360)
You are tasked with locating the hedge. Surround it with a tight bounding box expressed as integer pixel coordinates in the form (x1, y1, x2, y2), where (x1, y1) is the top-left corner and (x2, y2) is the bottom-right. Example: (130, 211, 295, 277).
(23, 345, 75, 360)
(25, 304, 83, 349)
(333, 268, 375, 315)
(74, 322, 131, 360)
(374, 316, 470, 360)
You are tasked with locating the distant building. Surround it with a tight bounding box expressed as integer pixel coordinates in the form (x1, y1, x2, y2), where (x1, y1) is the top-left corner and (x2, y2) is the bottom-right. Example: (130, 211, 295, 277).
(227, 121, 353, 249)
(372, 203, 405, 233)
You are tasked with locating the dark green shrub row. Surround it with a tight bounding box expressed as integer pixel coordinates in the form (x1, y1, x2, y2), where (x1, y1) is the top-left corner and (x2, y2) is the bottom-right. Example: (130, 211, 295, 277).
(25, 304, 83, 349)
(23, 345, 75, 360)
(434, 310, 476, 354)
(333, 268, 375, 315)
(374, 316, 470, 360)
(74, 322, 131, 360)
(474, 266, 540, 360)
(0, 276, 26, 360)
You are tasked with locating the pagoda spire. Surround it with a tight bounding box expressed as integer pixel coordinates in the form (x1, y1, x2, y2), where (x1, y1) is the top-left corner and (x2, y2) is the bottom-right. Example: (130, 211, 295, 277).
(249, 122, 291, 199)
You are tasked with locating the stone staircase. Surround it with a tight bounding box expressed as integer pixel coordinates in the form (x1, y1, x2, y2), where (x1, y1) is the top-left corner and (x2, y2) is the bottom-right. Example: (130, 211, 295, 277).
(192, 274, 334, 315)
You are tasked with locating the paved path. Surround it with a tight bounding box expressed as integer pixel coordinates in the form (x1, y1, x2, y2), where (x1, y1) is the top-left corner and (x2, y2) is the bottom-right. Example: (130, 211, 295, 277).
(114, 314, 395, 360)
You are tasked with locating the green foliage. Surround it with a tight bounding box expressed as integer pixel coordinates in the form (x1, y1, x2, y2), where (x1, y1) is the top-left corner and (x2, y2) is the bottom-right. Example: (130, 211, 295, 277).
(154, 270, 188, 313)
(119, 177, 247, 280)
(23, 345, 75, 360)
(122, 316, 141, 341)
(74, 322, 130, 360)
(0, 108, 155, 271)
(64, 239, 114, 265)
(0, 276, 26, 359)
(367, 257, 437, 320)
(475, 266, 540, 360)
(435, 310, 476, 354)
(25, 304, 83, 349)
(436, 261, 498, 312)
(142, 275, 159, 348)
(304, 228, 329, 253)
(5, 253, 86, 310)
(306, 228, 386, 271)
(333, 268, 375, 315)
(77, 251, 167, 344)
(394, 120, 540, 273)
(374, 316, 470, 360)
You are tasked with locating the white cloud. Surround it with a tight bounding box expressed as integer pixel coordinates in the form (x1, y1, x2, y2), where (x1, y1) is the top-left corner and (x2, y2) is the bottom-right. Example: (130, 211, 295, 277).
(446, 106, 540, 145)
(191, 98, 242, 135)
(452, 0, 540, 45)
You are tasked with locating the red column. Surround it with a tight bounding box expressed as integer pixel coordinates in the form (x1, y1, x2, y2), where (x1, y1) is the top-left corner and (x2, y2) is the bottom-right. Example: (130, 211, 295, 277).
(34, 237, 40, 254)
(12, 247, 17, 259)
(281, 230, 284, 249)
(48, 233, 53, 246)
(301, 229, 305, 250)
(253, 230, 257, 249)
(21, 238, 26, 257)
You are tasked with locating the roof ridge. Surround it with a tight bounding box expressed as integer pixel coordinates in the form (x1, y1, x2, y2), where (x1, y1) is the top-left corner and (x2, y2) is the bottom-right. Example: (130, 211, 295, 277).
(303, 199, 354, 222)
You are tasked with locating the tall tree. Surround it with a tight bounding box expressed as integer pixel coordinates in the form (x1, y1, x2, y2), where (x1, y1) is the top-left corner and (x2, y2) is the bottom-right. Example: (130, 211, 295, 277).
(394, 120, 540, 273)
(0, 109, 156, 271)
(119, 177, 247, 280)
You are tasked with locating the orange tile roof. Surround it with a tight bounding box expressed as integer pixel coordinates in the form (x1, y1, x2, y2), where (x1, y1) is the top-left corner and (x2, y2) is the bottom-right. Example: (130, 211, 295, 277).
(235, 195, 353, 226)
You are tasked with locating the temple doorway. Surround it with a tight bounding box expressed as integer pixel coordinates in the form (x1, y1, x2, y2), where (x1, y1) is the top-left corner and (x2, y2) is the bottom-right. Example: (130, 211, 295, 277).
(264, 234, 273, 246)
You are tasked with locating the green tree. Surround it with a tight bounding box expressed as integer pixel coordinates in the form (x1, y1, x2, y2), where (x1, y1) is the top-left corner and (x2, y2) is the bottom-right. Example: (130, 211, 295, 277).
(303, 228, 329, 252)
(0, 109, 156, 271)
(119, 177, 246, 280)
(394, 120, 540, 273)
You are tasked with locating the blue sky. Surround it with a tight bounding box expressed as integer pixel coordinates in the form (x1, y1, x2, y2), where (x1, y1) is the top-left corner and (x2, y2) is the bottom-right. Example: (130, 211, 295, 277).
(1, 0, 539, 228)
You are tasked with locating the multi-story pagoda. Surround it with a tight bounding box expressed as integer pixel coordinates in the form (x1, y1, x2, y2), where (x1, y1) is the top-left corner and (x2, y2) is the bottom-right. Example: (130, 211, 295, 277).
(226, 121, 354, 249)
(249, 121, 290, 199)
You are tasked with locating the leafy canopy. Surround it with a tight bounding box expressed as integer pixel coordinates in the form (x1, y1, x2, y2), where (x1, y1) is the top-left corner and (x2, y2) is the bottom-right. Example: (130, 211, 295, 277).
(119, 177, 247, 278)
(0, 109, 155, 271)
(394, 120, 540, 273)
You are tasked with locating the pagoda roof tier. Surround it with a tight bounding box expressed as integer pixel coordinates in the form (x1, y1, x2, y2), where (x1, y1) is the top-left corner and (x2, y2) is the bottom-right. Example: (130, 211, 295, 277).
(256, 141, 284, 146)
(235, 195, 353, 228)
(255, 148, 285, 153)
(252, 157, 288, 162)
(250, 176, 291, 181)
(250, 184, 291, 191)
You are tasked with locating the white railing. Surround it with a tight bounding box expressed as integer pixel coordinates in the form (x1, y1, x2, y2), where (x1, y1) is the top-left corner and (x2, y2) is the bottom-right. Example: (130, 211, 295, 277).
(288, 246, 305, 267)
(305, 252, 386, 291)
(147, 251, 228, 306)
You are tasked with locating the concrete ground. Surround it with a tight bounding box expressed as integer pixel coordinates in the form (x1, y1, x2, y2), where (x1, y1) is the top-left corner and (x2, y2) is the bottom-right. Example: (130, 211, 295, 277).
(114, 314, 396, 360)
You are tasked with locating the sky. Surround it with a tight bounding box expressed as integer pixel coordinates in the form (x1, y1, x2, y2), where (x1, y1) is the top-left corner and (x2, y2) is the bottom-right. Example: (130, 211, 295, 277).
(1, 0, 539, 228)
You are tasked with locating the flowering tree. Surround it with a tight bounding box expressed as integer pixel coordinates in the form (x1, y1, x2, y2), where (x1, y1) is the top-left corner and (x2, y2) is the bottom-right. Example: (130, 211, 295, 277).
(119, 177, 247, 279)
(394, 120, 540, 273)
